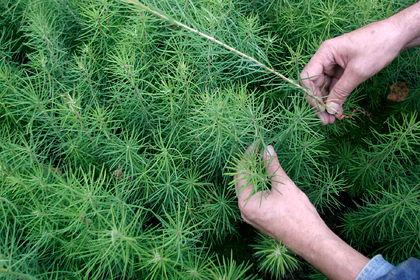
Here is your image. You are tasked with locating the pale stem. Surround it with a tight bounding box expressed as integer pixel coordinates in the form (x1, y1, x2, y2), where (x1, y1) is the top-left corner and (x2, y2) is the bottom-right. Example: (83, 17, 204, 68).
(121, 0, 330, 111)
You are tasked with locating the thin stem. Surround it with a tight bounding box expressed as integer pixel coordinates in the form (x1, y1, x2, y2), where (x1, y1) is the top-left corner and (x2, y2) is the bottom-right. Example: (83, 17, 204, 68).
(139, 11, 150, 53)
(97, 18, 106, 41)
(104, 5, 114, 37)
(43, 34, 64, 78)
(60, 0, 81, 25)
(122, 63, 151, 127)
(28, 148, 39, 165)
(80, 64, 99, 104)
(252, 118, 260, 137)
(215, 111, 219, 134)
(122, 0, 329, 110)
(370, 124, 415, 166)
(183, 73, 189, 108)
(4, 76, 16, 92)
(62, 92, 98, 149)
(232, 123, 237, 155)
(135, 31, 146, 64)
(0, 51, 10, 68)
(36, 101, 63, 138)
(43, 66, 57, 87)
(98, 117, 113, 143)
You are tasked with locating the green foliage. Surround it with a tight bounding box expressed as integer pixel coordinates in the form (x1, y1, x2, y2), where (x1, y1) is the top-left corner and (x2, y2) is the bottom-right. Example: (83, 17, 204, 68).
(1, 0, 419, 278)
(252, 233, 299, 279)
(307, 166, 348, 214)
(227, 144, 276, 206)
(342, 176, 420, 264)
(209, 253, 257, 280)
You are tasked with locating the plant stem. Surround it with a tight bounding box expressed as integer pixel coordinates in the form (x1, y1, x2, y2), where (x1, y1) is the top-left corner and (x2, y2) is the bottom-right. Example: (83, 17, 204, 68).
(370, 123, 416, 166)
(97, 18, 106, 41)
(98, 116, 113, 143)
(36, 101, 63, 139)
(40, 21, 65, 78)
(104, 4, 113, 37)
(139, 11, 150, 54)
(80, 63, 99, 104)
(121, 0, 326, 107)
(4, 76, 16, 92)
(60, 0, 81, 25)
(122, 63, 151, 128)
(0, 51, 10, 67)
(62, 92, 98, 150)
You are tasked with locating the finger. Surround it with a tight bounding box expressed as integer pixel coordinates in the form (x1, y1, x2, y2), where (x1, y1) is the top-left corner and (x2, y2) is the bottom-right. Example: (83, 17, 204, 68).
(244, 143, 259, 157)
(316, 110, 331, 125)
(234, 162, 246, 197)
(235, 144, 258, 199)
(263, 146, 291, 193)
(300, 71, 323, 105)
(325, 66, 363, 116)
(301, 76, 329, 125)
(307, 92, 330, 126)
(324, 61, 344, 79)
(235, 174, 253, 203)
(301, 66, 334, 125)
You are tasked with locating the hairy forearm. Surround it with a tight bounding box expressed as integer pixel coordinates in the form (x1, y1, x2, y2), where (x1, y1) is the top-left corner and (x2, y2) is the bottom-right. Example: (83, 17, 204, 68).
(390, 1, 420, 50)
(298, 226, 369, 280)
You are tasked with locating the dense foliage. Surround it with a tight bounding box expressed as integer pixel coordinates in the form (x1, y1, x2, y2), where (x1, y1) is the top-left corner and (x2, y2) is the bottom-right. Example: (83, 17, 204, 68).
(1, 0, 419, 279)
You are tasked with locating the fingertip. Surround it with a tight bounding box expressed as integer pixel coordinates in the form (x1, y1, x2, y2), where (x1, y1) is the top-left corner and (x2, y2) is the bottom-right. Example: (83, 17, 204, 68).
(236, 144, 259, 199)
(329, 113, 337, 124)
(245, 143, 260, 157)
(316, 112, 329, 125)
(263, 145, 276, 161)
(267, 145, 275, 156)
(245, 144, 254, 154)
(325, 102, 340, 115)
(263, 145, 283, 177)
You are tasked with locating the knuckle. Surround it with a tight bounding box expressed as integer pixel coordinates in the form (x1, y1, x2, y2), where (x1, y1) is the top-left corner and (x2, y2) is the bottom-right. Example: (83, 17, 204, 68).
(241, 213, 252, 225)
(319, 38, 337, 51)
(238, 199, 247, 211)
(239, 203, 252, 217)
(350, 65, 371, 81)
(331, 86, 351, 99)
(319, 39, 332, 48)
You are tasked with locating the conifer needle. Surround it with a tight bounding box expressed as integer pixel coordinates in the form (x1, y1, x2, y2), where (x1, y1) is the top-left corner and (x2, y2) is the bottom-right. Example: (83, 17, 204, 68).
(121, 0, 331, 113)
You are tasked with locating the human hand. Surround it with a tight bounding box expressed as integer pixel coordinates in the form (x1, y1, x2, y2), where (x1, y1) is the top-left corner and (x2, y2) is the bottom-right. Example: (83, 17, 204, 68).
(235, 145, 369, 280)
(300, 19, 405, 125)
(234, 145, 327, 255)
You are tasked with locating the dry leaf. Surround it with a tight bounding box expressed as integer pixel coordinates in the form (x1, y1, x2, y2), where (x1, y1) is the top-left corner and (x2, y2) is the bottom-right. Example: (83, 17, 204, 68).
(388, 81, 409, 102)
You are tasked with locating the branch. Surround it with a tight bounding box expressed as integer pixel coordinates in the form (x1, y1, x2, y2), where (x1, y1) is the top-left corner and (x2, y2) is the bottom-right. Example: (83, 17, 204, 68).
(121, 0, 331, 112)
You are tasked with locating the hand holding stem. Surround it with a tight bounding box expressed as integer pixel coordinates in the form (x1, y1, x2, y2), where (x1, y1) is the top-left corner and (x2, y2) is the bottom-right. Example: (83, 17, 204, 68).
(235, 145, 369, 280)
(300, 2, 420, 125)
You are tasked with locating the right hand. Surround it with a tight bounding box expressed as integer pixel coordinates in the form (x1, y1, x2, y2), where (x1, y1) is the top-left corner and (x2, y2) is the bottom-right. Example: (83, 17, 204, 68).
(300, 19, 405, 125)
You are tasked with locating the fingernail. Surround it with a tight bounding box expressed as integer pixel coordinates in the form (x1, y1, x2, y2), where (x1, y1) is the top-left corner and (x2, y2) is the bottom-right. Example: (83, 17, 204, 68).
(267, 145, 276, 157)
(326, 102, 339, 115)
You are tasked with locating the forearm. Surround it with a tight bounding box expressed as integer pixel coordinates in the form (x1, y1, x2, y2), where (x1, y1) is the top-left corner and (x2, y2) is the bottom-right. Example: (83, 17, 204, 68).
(389, 1, 420, 50)
(297, 226, 369, 280)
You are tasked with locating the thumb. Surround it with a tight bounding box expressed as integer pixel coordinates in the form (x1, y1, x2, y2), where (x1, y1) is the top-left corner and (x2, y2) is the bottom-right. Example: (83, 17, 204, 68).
(263, 146, 291, 191)
(325, 69, 362, 115)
